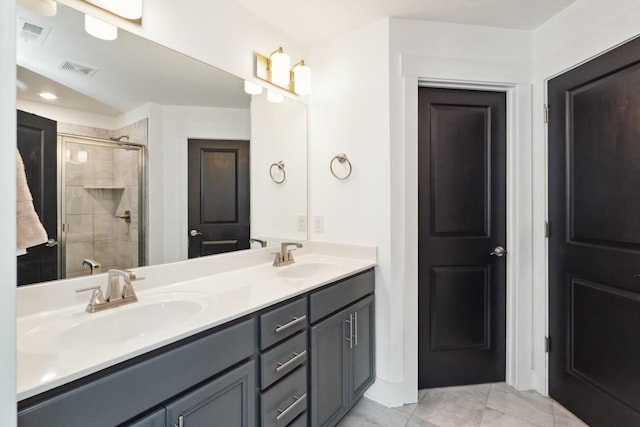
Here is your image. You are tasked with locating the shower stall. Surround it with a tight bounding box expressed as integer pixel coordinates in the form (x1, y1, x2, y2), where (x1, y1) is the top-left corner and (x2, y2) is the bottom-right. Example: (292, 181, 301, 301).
(60, 135, 145, 278)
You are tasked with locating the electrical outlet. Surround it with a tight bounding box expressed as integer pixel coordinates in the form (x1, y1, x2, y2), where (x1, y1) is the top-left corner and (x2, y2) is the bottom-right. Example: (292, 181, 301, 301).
(313, 215, 324, 233)
(297, 215, 307, 232)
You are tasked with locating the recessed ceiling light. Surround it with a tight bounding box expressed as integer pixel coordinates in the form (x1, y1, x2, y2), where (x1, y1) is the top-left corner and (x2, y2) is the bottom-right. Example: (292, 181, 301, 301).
(39, 92, 58, 100)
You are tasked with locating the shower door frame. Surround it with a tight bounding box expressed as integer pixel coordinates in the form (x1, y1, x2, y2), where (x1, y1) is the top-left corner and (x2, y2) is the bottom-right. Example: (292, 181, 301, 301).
(59, 135, 146, 278)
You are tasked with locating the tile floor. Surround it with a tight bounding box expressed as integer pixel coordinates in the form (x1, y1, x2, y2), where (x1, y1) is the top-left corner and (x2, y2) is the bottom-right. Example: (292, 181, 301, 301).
(337, 383, 588, 427)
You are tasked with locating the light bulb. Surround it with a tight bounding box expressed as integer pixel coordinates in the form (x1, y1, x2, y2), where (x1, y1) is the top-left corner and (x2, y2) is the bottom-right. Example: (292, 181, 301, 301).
(293, 61, 311, 95)
(270, 48, 291, 87)
(84, 14, 118, 41)
(267, 90, 284, 103)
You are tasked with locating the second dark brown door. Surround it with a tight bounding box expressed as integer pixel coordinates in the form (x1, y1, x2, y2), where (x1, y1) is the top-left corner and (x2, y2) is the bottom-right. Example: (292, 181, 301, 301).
(418, 87, 507, 388)
(548, 35, 640, 427)
(187, 139, 250, 258)
(17, 110, 58, 285)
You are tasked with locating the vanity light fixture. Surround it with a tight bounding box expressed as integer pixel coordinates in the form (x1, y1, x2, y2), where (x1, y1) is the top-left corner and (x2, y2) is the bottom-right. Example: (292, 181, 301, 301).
(244, 80, 263, 95)
(267, 89, 284, 103)
(256, 47, 311, 95)
(84, 14, 118, 40)
(80, 0, 142, 20)
(17, 0, 57, 16)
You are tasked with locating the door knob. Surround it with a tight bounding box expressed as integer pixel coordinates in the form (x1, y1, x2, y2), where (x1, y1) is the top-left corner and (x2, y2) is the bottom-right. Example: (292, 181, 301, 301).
(490, 246, 507, 257)
(45, 238, 58, 247)
(190, 229, 203, 237)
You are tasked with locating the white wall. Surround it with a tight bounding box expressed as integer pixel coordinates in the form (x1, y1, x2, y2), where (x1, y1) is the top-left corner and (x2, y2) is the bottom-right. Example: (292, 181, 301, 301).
(0, 0, 16, 424)
(250, 95, 308, 243)
(308, 17, 397, 399)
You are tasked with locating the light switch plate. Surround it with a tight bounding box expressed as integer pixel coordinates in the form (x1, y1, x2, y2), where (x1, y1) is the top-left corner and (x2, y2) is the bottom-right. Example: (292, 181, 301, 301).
(313, 215, 324, 233)
(297, 215, 307, 232)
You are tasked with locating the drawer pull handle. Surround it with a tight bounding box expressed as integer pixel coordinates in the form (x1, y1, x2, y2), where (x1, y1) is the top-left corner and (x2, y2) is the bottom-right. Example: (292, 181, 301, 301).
(354, 311, 358, 346)
(276, 350, 307, 373)
(276, 393, 307, 421)
(275, 315, 306, 333)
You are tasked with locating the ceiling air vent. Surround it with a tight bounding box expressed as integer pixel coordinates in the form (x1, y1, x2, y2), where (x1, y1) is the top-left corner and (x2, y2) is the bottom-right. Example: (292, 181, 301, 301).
(17, 18, 51, 43)
(58, 60, 99, 77)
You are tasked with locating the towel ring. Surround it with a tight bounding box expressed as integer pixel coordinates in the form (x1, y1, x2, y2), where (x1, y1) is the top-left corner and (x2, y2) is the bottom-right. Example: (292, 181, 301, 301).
(330, 153, 352, 180)
(269, 161, 286, 184)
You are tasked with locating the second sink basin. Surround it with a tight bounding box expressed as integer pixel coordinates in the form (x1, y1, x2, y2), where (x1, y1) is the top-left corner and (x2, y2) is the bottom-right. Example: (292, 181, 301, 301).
(277, 261, 342, 278)
(18, 292, 208, 353)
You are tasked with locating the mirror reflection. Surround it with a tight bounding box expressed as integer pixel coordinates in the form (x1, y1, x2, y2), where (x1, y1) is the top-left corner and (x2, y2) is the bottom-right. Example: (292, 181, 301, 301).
(15, 2, 308, 285)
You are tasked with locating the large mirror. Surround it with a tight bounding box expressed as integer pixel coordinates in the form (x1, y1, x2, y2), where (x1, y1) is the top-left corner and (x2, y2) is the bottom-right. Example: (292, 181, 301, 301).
(15, 2, 308, 285)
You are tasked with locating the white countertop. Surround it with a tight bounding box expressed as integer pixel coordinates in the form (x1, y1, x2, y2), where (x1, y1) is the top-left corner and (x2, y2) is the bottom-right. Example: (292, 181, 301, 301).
(16, 242, 376, 401)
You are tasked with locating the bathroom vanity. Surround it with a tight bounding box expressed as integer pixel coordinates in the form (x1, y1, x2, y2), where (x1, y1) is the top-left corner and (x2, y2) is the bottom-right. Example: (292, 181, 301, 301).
(16, 243, 376, 427)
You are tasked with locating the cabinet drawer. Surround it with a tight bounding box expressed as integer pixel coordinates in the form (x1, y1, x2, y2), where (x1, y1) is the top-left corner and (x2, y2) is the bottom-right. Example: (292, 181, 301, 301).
(260, 297, 307, 350)
(309, 269, 374, 323)
(261, 331, 307, 390)
(125, 408, 165, 427)
(261, 367, 307, 427)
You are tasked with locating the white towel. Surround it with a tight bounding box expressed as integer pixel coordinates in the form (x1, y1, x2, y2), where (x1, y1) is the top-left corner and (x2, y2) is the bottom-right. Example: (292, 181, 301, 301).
(16, 149, 48, 255)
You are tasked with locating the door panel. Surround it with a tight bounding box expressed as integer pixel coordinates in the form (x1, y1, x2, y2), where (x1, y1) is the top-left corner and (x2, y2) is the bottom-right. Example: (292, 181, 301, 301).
(418, 87, 506, 388)
(187, 139, 250, 258)
(548, 35, 640, 427)
(17, 110, 58, 285)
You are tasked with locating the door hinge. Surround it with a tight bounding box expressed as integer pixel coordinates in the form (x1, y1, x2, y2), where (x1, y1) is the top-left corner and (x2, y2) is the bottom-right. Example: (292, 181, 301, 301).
(545, 336, 551, 353)
(543, 104, 549, 123)
(545, 221, 551, 238)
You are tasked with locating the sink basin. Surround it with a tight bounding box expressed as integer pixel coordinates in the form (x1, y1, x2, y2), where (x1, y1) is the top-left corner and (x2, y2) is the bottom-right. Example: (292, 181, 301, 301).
(18, 292, 207, 353)
(277, 262, 341, 278)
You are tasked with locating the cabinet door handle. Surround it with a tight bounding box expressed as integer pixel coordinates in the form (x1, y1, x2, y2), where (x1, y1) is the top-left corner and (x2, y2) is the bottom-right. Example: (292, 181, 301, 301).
(276, 393, 307, 421)
(354, 311, 358, 346)
(176, 415, 184, 427)
(275, 315, 306, 333)
(345, 314, 353, 349)
(276, 350, 307, 373)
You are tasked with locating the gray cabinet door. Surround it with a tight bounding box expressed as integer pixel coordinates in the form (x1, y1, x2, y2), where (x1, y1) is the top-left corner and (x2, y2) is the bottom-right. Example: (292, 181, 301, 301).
(310, 309, 349, 427)
(350, 296, 375, 402)
(165, 361, 255, 427)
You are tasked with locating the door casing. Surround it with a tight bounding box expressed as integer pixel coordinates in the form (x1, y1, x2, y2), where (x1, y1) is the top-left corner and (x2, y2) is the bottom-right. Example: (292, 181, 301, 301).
(417, 79, 521, 389)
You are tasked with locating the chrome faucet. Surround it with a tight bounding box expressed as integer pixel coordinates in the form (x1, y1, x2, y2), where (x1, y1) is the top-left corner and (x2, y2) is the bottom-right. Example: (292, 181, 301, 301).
(273, 242, 303, 267)
(76, 269, 142, 313)
(82, 258, 101, 275)
(249, 238, 267, 248)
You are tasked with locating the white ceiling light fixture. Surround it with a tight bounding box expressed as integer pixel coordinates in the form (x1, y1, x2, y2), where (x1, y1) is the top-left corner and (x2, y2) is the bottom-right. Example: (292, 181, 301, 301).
(17, 0, 57, 16)
(81, 0, 142, 20)
(244, 80, 263, 95)
(39, 92, 57, 100)
(84, 14, 118, 40)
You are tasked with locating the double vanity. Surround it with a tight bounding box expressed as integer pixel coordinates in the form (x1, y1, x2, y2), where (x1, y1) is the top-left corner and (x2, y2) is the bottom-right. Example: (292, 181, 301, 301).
(16, 242, 376, 427)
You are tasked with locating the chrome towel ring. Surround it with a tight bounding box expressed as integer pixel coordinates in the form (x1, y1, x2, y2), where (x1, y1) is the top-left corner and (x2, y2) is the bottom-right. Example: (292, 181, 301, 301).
(330, 153, 352, 180)
(270, 161, 286, 184)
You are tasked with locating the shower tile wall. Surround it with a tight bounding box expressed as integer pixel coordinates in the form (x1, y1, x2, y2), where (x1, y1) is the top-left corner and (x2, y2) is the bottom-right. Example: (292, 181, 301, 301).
(60, 119, 146, 278)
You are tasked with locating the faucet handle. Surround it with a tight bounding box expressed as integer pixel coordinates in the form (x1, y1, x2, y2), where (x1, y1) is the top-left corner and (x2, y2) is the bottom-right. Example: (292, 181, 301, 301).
(76, 285, 107, 307)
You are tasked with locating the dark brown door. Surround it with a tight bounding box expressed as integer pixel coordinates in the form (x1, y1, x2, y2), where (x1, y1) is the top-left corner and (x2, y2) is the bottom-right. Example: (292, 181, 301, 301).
(17, 110, 58, 285)
(188, 139, 250, 258)
(548, 36, 640, 427)
(418, 87, 507, 388)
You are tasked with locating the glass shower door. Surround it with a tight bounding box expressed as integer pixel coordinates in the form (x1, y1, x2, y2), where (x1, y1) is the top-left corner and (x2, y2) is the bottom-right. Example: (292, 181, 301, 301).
(61, 136, 145, 278)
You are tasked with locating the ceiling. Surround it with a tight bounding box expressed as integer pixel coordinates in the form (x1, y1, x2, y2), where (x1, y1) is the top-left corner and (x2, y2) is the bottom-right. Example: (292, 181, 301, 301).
(236, 0, 579, 46)
(16, 2, 249, 116)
